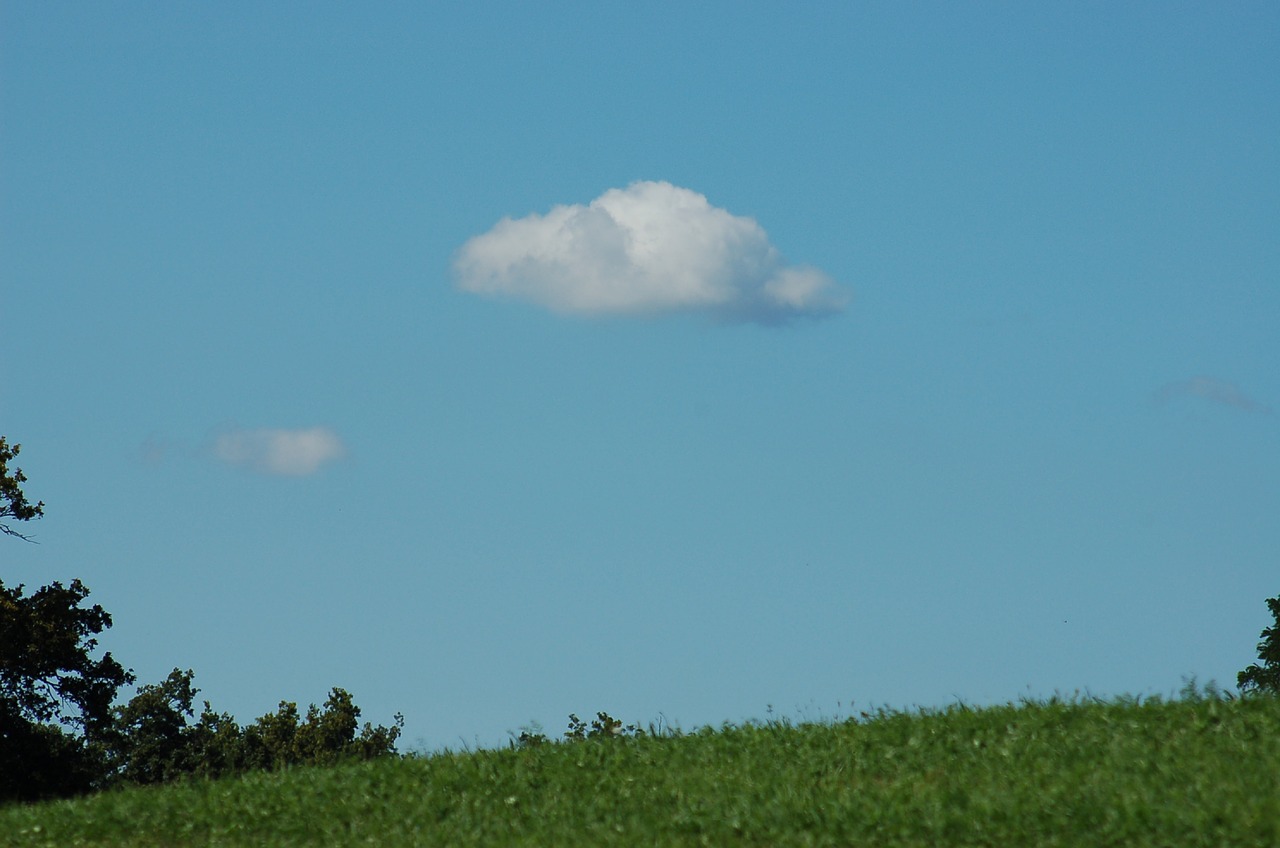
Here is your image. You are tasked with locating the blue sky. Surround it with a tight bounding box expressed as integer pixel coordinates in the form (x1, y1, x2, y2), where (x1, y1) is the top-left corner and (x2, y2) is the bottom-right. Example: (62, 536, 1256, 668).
(3, 2, 1277, 749)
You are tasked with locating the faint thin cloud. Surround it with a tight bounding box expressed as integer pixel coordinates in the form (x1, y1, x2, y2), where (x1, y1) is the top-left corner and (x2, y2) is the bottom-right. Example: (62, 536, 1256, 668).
(213, 427, 347, 476)
(1153, 376, 1272, 414)
(138, 433, 174, 466)
(453, 180, 848, 325)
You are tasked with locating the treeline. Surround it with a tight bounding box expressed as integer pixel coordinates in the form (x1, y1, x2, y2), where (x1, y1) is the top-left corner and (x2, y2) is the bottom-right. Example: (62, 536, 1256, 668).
(1, 439, 401, 804)
(111, 670, 401, 786)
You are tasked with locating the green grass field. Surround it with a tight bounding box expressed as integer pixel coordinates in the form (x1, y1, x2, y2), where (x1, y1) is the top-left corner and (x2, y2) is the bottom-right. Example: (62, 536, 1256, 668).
(4, 691, 1278, 846)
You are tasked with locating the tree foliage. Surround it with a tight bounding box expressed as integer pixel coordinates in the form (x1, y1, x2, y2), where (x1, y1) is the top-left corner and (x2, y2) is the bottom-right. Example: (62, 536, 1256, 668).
(564, 711, 646, 741)
(107, 670, 403, 786)
(106, 668, 209, 786)
(0, 580, 134, 801)
(1238, 594, 1280, 695)
(0, 440, 135, 800)
(0, 437, 44, 540)
(238, 688, 404, 772)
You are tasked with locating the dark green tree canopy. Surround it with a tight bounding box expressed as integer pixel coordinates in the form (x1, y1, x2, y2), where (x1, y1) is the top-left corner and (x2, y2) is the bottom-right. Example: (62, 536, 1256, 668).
(1238, 595, 1280, 695)
(106, 671, 403, 785)
(0, 580, 133, 733)
(0, 579, 135, 801)
(0, 437, 44, 540)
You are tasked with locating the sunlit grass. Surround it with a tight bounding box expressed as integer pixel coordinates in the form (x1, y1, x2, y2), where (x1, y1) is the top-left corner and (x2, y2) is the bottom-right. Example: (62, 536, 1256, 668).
(4, 691, 1278, 846)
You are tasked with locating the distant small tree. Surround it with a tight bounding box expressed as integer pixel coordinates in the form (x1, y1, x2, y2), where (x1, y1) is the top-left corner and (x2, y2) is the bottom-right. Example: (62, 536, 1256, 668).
(563, 711, 645, 741)
(1238, 594, 1280, 695)
(107, 669, 206, 785)
(239, 688, 404, 770)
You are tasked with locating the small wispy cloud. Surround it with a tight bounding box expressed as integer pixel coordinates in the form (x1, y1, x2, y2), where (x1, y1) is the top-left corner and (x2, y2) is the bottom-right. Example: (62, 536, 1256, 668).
(213, 427, 347, 476)
(138, 433, 175, 466)
(453, 180, 848, 325)
(1153, 376, 1272, 414)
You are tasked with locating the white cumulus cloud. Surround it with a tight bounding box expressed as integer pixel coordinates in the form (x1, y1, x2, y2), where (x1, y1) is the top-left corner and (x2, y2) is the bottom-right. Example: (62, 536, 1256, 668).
(453, 181, 848, 324)
(213, 427, 347, 476)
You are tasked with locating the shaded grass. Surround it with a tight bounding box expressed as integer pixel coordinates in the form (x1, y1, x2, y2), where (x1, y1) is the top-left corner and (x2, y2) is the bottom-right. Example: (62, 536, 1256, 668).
(4, 693, 1279, 846)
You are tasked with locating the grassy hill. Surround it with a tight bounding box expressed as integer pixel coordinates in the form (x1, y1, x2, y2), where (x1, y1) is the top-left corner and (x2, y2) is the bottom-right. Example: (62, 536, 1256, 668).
(3, 690, 1278, 846)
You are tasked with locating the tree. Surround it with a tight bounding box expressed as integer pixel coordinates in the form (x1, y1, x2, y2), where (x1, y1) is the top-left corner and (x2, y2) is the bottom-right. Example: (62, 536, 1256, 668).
(0, 437, 132, 800)
(1238, 594, 1280, 695)
(106, 669, 206, 786)
(0, 579, 135, 801)
(225, 687, 403, 773)
(0, 437, 44, 540)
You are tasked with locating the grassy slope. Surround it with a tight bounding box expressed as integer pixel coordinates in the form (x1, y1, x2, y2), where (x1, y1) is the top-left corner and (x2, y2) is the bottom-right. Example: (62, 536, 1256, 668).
(3, 694, 1278, 847)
